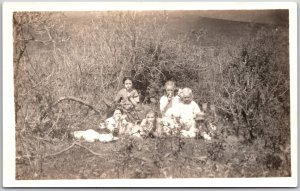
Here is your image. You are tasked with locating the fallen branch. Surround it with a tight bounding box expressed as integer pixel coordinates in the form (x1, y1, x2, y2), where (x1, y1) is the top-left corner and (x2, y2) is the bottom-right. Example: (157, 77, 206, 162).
(53, 96, 101, 114)
(193, 156, 207, 162)
(45, 142, 107, 159)
(75, 143, 106, 157)
(103, 98, 114, 108)
(45, 142, 77, 158)
(132, 156, 154, 164)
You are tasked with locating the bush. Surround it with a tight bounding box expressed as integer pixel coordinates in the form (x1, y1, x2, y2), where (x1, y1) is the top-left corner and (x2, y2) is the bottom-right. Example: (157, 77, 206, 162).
(215, 26, 289, 147)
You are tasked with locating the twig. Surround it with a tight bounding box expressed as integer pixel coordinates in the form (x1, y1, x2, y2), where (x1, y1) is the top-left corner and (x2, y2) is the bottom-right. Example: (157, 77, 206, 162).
(269, 78, 280, 94)
(53, 96, 101, 114)
(278, 88, 289, 97)
(132, 156, 153, 163)
(28, 135, 53, 144)
(75, 143, 106, 158)
(20, 67, 56, 96)
(46, 109, 62, 136)
(45, 142, 107, 159)
(45, 142, 77, 158)
(19, 130, 36, 168)
(21, 139, 33, 168)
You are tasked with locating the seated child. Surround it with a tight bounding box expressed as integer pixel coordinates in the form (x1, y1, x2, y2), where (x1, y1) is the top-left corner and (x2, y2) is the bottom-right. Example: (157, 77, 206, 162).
(157, 81, 182, 137)
(177, 88, 204, 138)
(195, 113, 218, 141)
(115, 77, 140, 122)
(104, 109, 140, 137)
(136, 110, 178, 138)
(105, 109, 128, 136)
(159, 81, 181, 118)
(139, 110, 158, 138)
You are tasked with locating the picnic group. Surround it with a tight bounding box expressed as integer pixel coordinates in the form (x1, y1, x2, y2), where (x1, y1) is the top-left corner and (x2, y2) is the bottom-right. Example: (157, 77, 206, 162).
(74, 77, 217, 143)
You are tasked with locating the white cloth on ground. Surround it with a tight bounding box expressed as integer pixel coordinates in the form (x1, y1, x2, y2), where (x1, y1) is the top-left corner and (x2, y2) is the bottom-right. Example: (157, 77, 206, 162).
(73, 129, 118, 142)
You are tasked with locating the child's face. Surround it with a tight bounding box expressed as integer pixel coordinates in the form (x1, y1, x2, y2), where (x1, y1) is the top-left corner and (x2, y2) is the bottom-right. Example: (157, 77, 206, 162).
(146, 113, 156, 123)
(114, 110, 122, 120)
(165, 85, 174, 97)
(124, 79, 133, 91)
(182, 92, 192, 104)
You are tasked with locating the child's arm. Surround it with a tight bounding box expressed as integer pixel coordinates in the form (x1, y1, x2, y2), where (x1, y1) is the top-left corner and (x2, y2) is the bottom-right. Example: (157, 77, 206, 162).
(128, 90, 139, 106)
(139, 119, 148, 134)
(160, 96, 173, 114)
(129, 97, 138, 106)
(140, 118, 147, 127)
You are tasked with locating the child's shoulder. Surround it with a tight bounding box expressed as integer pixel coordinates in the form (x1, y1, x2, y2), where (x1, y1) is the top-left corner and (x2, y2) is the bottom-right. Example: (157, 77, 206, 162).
(191, 100, 199, 105)
(141, 118, 148, 122)
(160, 95, 167, 100)
(140, 118, 148, 125)
(156, 117, 162, 123)
(106, 117, 115, 123)
(116, 88, 125, 95)
(174, 95, 181, 102)
(131, 88, 138, 93)
(118, 88, 126, 92)
(191, 101, 201, 108)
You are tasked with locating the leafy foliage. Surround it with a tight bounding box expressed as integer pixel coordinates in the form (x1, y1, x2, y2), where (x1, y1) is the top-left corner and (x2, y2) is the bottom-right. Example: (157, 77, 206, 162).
(215, 27, 289, 147)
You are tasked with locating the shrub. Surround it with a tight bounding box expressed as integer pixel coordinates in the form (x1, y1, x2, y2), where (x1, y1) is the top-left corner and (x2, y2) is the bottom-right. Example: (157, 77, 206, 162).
(215, 26, 289, 147)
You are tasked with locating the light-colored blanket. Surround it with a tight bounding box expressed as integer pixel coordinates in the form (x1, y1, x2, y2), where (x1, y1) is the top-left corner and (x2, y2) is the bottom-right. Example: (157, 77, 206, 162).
(73, 129, 118, 143)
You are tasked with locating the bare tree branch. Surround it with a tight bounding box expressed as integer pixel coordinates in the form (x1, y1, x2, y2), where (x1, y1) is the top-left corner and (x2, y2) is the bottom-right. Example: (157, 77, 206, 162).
(45, 142, 107, 159)
(53, 96, 101, 114)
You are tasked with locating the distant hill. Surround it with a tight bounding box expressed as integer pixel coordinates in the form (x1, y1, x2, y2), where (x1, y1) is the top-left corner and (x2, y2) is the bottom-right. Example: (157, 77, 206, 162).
(62, 10, 288, 46)
(64, 10, 288, 26)
(167, 10, 288, 25)
(166, 14, 285, 46)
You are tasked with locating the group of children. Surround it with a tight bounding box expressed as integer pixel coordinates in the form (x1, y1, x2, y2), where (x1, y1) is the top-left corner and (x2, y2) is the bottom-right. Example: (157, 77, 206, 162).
(104, 77, 207, 139)
(74, 77, 215, 142)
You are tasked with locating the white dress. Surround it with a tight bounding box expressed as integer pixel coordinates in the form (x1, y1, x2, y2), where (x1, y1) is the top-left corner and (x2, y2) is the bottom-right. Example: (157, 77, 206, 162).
(159, 95, 181, 118)
(177, 101, 203, 137)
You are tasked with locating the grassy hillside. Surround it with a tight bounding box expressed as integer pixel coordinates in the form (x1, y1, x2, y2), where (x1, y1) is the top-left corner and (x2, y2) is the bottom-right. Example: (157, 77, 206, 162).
(14, 11, 290, 179)
(63, 11, 287, 45)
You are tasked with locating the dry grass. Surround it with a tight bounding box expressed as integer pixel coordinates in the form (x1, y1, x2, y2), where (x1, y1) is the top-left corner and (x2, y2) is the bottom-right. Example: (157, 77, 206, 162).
(14, 11, 290, 179)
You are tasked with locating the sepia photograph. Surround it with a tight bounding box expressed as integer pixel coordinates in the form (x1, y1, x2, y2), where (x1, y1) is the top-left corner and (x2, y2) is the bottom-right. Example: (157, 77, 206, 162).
(2, 2, 298, 187)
